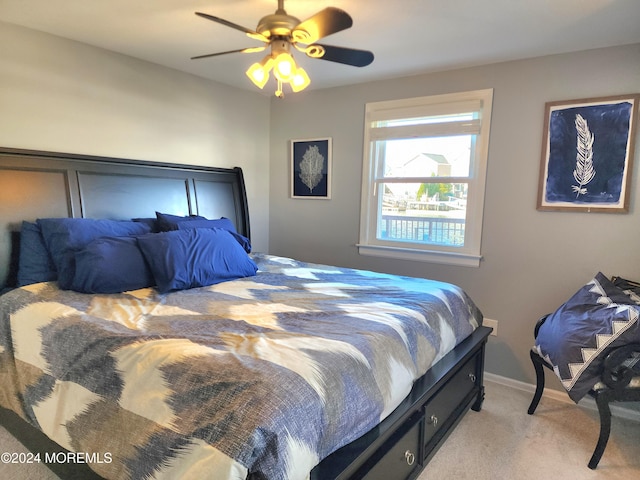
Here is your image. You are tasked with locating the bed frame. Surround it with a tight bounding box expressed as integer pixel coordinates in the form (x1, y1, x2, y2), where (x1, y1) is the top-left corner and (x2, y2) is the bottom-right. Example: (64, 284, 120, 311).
(0, 147, 491, 480)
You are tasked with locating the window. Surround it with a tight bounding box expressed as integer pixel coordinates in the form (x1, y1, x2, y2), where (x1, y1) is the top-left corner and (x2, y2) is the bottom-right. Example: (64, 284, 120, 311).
(358, 89, 493, 267)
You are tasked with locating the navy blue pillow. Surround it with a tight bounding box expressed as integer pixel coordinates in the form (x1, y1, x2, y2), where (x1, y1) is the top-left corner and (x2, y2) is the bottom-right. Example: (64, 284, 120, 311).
(132, 217, 160, 233)
(155, 212, 206, 232)
(37, 218, 151, 290)
(137, 228, 258, 293)
(71, 236, 154, 294)
(535, 272, 640, 402)
(175, 218, 251, 253)
(17, 221, 57, 286)
(177, 217, 236, 232)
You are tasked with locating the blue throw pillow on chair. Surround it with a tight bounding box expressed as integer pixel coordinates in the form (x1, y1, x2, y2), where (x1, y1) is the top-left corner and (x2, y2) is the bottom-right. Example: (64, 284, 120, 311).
(535, 272, 640, 402)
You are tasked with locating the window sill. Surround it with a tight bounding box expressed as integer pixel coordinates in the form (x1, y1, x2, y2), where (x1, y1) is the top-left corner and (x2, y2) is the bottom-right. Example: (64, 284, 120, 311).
(356, 244, 482, 267)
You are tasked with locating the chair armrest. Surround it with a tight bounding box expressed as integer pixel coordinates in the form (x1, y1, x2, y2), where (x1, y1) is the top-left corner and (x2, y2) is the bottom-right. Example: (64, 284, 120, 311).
(533, 314, 550, 339)
(601, 343, 640, 392)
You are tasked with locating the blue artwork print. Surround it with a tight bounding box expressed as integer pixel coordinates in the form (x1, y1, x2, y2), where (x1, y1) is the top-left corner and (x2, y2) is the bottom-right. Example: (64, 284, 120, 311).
(544, 101, 633, 204)
(292, 139, 330, 197)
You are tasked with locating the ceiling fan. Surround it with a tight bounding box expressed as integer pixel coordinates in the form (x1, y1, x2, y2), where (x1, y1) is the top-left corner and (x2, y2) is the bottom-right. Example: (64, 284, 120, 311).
(191, 0, 374, 97)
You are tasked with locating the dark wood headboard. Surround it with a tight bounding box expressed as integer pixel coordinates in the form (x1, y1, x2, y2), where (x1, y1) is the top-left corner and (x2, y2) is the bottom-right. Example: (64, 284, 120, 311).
(0, 147, 250, 290)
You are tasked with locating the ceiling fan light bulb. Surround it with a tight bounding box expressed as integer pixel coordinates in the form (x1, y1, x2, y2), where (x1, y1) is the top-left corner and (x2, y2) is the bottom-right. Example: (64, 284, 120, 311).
(273, 53, 296, 82)
(245, 55, 273, 89)
(291, 68, 310, 92)
(246, 62, 270, 89)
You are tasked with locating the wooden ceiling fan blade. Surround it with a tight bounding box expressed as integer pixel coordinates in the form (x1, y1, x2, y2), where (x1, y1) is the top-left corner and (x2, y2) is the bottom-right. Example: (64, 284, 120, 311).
(292, 7, 353, 44)
(195, 12, 269, 42)
(308, 44, 374, 67)
(191, 46, 266, 60)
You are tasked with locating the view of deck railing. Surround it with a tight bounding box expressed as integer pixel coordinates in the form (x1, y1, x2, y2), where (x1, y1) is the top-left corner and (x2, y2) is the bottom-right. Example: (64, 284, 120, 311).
(380, 215, 465, 246)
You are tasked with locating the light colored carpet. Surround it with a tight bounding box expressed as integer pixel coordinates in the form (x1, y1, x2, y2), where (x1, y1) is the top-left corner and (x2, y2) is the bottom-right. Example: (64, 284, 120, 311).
(420, 381, 640, 480)
(1, 380, 638, 479)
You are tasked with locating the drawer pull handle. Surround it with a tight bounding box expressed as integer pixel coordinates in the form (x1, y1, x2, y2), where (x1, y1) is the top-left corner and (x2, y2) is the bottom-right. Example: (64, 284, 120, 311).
(468, 373, 476, 383)
(404, 450, 415, 466)
(428, 414, 438, 427)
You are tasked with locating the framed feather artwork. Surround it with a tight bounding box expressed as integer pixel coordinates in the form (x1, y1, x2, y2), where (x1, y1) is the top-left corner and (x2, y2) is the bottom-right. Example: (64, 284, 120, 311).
(537, 94, 639, 212)
(291, 137, 332, 199)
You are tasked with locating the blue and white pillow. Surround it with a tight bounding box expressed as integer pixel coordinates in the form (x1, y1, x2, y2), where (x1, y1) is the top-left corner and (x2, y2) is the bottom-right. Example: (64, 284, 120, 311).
(535, 272, 640, 402)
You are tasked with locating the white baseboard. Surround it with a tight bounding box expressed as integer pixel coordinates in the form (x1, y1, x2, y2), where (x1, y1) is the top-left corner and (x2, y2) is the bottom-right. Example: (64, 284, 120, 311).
(484, 372, 640, 423)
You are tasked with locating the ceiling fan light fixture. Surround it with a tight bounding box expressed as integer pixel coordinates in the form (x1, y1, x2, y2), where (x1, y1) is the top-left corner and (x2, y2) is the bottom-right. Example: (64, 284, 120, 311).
(273, 52, 296, 82)
(246, 51, 308, 96)
(246, 55, 273, 89)
(290, 67, 311, 92)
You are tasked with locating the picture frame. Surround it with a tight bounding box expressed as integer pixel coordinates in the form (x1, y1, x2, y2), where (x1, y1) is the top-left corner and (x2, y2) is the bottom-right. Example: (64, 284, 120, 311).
(291, 137, 332, 199)
(537, 94, 639, 213)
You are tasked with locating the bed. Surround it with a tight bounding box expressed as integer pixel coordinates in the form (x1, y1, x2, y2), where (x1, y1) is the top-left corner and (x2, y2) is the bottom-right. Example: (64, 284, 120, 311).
(0, 147, 491, 480)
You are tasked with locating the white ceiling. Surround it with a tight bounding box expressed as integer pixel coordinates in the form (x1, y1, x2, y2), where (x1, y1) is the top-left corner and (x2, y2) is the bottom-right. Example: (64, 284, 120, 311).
(2, 0, 639, 95)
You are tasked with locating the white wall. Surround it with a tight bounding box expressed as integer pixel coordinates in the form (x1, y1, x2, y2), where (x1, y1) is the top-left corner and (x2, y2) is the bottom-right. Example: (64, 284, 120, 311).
(0, 21, 271, 251)
(269, 43, 640, 389)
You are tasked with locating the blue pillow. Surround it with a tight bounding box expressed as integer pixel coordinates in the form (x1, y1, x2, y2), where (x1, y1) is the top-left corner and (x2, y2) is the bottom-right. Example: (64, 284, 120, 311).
(17, 221, 57, 286)
(177, 217, 236, 232)
(175, 218, 251, 253)
(132, 217, 160, 233)
(71, 236, 154, 294)
(137, 228, 258, 293)
(155, 212, 206, 231)
(37, 218, 151, 290)
(535, 272, 640, 402)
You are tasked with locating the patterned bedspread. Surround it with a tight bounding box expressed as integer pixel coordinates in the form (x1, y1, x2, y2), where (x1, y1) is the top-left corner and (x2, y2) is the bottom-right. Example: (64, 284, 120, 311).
(0, 254, 482, 480)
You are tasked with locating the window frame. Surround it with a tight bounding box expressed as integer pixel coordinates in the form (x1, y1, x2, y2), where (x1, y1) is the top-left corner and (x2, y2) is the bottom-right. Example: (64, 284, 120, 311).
(357, 89, 493, 267)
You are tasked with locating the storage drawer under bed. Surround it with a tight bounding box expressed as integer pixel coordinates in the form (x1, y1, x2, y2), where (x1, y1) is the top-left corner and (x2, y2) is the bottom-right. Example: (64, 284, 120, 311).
(423, 353, 479, 449)
(361, 412, 423, 480)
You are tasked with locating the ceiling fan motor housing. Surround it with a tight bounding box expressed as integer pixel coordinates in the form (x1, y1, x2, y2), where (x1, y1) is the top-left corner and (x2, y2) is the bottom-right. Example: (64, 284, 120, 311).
(257, 13, 301, 38)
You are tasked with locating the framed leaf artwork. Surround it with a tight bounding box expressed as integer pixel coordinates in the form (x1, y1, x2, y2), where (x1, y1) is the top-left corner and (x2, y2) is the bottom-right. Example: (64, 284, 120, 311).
(291, 138, 332, 199)
(537, 94, 639, 212)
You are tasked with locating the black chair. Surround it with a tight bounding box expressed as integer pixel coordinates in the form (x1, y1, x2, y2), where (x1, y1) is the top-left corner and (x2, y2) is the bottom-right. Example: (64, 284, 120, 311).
(528, 314, 640, 469)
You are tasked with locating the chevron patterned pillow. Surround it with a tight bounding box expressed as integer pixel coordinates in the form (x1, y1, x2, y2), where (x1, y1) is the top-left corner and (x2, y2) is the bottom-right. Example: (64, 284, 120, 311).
(535, 272, 640, 402)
